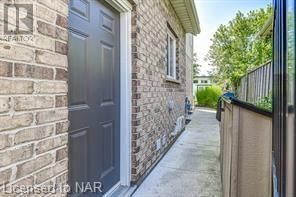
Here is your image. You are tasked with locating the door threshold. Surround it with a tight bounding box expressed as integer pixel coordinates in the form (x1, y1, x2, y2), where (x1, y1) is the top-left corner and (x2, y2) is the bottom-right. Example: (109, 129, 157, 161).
(104, 183, 136, 197)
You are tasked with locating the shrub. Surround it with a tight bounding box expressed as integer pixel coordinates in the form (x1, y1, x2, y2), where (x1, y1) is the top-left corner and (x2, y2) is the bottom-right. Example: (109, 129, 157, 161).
(255, 96, 272, 112)
(196, 86, 223, 108)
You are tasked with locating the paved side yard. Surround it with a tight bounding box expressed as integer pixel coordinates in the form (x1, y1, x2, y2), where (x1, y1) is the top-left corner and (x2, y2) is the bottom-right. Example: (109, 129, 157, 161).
(132, 108, 222, 197)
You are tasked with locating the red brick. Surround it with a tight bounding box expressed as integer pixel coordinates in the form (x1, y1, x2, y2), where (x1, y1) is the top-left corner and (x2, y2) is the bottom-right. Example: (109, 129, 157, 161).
(56, 14, 68, 28)
(55, 68, 68, 81)
(15, 64, 54, 80)
(37, 21, 56, 38)
(0, 60, 12, 77)
(55, 41, 68, 55)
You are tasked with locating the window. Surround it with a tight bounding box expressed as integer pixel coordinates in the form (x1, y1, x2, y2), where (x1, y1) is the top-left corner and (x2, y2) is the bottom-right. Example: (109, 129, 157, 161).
(167, 29, 176, 79)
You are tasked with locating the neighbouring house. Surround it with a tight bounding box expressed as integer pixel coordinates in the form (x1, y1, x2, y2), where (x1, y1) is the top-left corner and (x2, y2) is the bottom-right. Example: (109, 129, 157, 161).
(0, 0, 200, 196)
(193, 75, 213, 93)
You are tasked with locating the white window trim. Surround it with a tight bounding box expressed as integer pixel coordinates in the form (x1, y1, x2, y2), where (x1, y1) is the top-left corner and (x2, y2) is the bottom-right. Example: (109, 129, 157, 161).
(167, 29, 177, 80)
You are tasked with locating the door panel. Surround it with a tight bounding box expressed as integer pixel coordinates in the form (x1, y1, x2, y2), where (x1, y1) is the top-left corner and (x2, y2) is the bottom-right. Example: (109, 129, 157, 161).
(68, 0, 120, 195)
(68, 30, 88, 107)
(69, 0, 90, 20)
(100, 121, 115, 178)
(69, 128, 88, 183)
(100, 42, 115, 105)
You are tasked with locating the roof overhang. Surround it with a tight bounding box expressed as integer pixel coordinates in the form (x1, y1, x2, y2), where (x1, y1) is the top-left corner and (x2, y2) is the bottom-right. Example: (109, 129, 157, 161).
(170, 0, 201, 35)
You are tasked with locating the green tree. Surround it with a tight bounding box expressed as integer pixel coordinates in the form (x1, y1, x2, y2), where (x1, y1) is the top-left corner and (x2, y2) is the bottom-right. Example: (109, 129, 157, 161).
(207, 6, 272, 89)
(192, 53, 201, 79)
(196, 86, 223, 108)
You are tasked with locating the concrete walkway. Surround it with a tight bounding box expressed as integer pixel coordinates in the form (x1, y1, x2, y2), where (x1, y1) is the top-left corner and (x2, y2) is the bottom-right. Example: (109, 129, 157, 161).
(132, 108, 222, 197)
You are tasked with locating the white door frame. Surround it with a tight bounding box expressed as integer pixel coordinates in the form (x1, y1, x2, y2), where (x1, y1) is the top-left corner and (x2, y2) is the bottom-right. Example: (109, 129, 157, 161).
(105, 0, 132, 188)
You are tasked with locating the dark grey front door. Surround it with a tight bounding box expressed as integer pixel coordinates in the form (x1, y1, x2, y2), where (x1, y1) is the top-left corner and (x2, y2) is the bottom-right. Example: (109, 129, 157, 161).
(68, 0, 120, 195)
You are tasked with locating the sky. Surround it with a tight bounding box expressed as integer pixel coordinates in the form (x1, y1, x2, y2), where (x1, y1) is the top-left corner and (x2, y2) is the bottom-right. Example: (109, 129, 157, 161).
(194, 0, 271, 75)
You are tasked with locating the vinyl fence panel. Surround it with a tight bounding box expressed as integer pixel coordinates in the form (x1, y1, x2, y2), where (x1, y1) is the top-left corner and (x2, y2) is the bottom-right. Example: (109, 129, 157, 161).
(238, 61, 272, 103)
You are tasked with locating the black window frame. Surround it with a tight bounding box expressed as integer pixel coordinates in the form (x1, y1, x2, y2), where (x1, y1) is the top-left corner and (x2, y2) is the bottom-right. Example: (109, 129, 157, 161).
(273, 0, 296, 196)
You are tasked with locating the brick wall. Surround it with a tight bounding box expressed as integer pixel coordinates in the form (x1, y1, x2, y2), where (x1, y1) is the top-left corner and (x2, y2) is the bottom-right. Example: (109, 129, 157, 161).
(0, 0, 192, 192)
(0, 0, 69, 195)
(131, 0, 187, 182)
